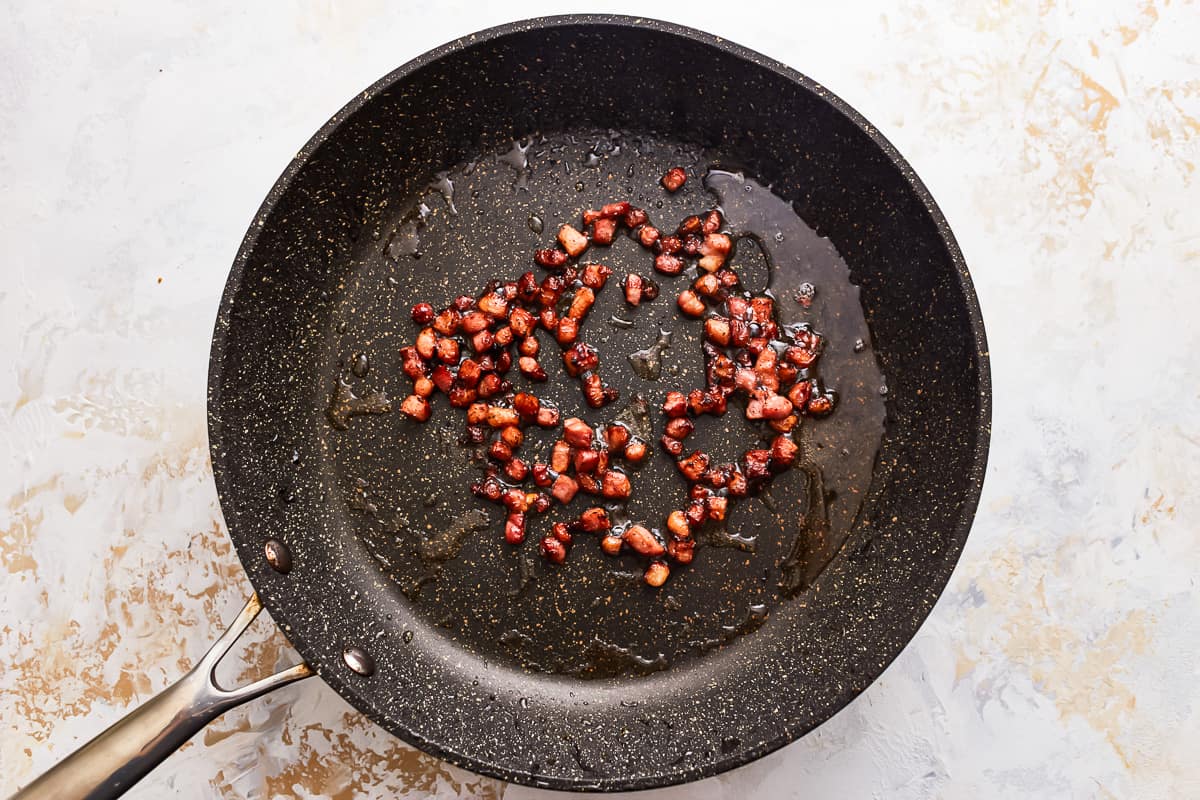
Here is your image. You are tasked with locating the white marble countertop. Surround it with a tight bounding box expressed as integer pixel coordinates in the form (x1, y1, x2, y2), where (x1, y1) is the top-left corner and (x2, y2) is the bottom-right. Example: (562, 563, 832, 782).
(3, 2, 1198, 798)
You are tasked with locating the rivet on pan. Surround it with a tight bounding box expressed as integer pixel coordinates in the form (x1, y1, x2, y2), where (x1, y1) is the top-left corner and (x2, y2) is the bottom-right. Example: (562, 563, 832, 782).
(263, 539, 293, 574)
(343, 646, 376, 677)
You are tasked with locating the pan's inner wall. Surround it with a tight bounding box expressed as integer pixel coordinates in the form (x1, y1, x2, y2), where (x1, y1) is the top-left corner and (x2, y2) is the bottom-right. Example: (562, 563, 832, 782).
(211, 19, 986, 790)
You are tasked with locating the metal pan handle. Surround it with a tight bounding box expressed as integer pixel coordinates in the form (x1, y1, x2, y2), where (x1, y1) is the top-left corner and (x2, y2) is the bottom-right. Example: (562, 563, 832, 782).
(11, 594, 312, 800)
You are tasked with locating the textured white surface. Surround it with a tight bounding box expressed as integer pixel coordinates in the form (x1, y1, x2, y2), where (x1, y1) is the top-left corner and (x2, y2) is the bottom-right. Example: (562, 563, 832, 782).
(3, 1, 1199, 798)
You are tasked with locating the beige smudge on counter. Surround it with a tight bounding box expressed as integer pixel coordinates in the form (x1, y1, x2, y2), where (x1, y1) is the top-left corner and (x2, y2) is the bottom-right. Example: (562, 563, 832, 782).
(1116, 0, 1160, 46)
(1024, 60, 1119, 216)
(966, 539, 1151, 771)
(954, 653, 977, 684)
(1145, 81, 1200, 181)
(1, 477, 58, 574)
(202, 700, 292, 748)
(1, 518, 242, 743)
(261, 714, 505, 800)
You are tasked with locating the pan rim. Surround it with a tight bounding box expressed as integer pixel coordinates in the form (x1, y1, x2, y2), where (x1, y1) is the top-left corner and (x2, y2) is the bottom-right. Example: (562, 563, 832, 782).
(208, 13, 992, 792)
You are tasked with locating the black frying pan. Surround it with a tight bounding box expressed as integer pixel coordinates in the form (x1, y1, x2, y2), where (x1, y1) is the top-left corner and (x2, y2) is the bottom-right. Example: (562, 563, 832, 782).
(16, 15, 989, 797)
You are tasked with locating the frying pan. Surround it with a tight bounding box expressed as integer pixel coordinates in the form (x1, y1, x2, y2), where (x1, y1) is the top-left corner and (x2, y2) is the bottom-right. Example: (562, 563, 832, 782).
(15, 14, 990, 798)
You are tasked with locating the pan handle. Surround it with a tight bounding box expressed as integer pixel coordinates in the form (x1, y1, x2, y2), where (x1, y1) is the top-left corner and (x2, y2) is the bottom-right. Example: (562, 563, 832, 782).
(11, 594, 312, 800)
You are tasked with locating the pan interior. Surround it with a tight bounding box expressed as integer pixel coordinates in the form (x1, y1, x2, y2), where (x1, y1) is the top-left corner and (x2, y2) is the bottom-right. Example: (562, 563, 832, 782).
(321, 128, 887, 679)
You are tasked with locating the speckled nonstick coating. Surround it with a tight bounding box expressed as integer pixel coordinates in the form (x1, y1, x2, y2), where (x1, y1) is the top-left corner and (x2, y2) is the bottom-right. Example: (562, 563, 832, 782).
(207, 15, 991, 792)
